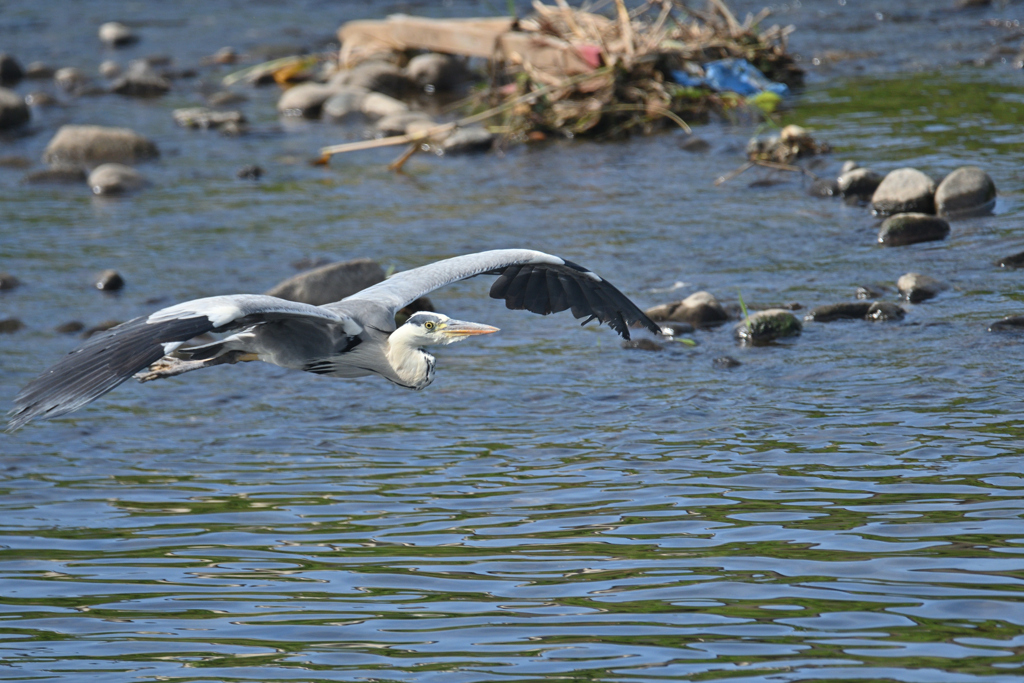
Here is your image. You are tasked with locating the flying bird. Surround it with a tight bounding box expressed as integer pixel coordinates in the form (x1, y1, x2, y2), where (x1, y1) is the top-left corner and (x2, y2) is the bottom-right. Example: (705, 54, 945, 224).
(8, 249, 659, 431)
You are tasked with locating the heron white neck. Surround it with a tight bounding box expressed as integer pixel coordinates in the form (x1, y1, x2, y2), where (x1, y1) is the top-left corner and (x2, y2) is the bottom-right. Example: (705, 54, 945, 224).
(386, 326, 435, 390)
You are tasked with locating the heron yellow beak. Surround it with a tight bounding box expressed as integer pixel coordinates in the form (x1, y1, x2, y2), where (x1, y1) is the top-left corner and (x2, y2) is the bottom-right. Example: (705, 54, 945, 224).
(442, 320, 500, 337)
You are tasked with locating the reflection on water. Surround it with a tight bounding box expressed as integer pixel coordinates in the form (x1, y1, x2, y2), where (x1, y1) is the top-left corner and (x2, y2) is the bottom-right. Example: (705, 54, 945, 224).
(2, 0, 1024, 680)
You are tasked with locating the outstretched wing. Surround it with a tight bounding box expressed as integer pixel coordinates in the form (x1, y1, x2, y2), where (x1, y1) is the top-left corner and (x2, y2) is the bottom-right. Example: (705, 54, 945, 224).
(343, 249, 659, 339)
(8, 295, 358, 431)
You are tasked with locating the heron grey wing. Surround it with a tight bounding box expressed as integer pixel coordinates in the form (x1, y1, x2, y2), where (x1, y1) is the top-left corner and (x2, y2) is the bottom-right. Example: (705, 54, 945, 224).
(343, 248, 660, 340)
(7, 294, 360, 431)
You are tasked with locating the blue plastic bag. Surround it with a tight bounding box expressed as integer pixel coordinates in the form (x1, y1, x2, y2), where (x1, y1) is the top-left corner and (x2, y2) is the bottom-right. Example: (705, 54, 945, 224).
(671, 58, 789, 97)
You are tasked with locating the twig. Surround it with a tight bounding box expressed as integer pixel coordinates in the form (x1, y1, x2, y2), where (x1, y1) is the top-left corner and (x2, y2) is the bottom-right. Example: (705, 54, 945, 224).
(388, 143, 422, 173)
(714, 161, 753, 185)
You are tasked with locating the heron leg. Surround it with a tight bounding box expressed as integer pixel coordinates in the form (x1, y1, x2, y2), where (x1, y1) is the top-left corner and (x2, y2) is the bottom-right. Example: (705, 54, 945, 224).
(134, 350, 256, 383)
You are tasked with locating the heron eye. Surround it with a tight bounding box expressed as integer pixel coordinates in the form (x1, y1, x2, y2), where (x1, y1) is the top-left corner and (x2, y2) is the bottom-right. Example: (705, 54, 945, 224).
(424, 321, 435, 330)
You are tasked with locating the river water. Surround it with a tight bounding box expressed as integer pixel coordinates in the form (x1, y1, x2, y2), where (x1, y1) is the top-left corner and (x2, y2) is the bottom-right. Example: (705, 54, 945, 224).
(2, 1, 1024, 681)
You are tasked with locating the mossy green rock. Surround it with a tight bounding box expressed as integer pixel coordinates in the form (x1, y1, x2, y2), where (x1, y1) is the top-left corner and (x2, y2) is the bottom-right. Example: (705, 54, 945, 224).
(735, 308, 802, 345)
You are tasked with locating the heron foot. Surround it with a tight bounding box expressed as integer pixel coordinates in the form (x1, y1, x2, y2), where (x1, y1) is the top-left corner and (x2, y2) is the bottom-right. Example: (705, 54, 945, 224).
(135, 350, 249, 383)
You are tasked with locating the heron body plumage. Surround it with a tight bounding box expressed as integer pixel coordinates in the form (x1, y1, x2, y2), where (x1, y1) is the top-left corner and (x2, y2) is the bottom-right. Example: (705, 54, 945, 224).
(7, 249, 660, 430)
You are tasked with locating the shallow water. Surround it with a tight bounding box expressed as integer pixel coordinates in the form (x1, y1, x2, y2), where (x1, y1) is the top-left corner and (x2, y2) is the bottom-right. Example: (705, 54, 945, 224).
(2, 1, 1024, 681)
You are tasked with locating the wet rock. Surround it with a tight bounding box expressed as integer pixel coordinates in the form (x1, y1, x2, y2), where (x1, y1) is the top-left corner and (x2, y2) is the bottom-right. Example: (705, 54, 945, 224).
(206, 90, 248, 106)
(0, 53, 24, 86)
(23, 166, 88, 184)
(277, 82, 337, 118)
(808, 178, 838, 197)
(173, 107, 245, 129)
(110, 60, 170, 96)
(54, 67, 92, 93)
(679, 136, 711, 153)
(0, 87, 30, 129)
(43, 125, 159, 166)
(735, 309, 802, 345)
(989, 316, 1024, 333)
(0, 155, 31, 168)
(95, 269, 125, 291)
(897, 272, 948, 303)
(99, 22, 138, 48)
(856, 285, 886, 300)
(88, 163, 146, 195)
(935, 165, 996, 217)
(323, 86, 369, 121)
(99, 60, 121, 79)
(622, 338, 664, 351)
(360, 91, 408, 119)
(0, 318, 25, 334)
(265, 258, 388, 306)
(866, 301, 906, 321)
(375, 111, 433, 137)
(24, 61, 54, 79)
(25, 91, 59, 107)
(331, 61, 413, 99)
(871, 167, 937, 215)
(209, 47, 238, 65)
(440, 126, 495, 155)
(840, 160, 859, 174)
(658, 321, 695, 336)
(237, 164, 263, 180)
(713, 355, 742, 368)
(645, 291, 730, 327)
(995, 250, 1024, 269)
(877, 212, 950, 247)
(55, 321, 85, 334)
(837, 167, 883, 198)
(804, 302, 872, 322)
(0, 273, 20, 290)
(405, 53, 470, 91)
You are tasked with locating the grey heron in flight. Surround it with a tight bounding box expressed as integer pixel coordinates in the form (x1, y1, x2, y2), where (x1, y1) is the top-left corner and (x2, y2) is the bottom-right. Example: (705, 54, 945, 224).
(8, 249, 659, 431)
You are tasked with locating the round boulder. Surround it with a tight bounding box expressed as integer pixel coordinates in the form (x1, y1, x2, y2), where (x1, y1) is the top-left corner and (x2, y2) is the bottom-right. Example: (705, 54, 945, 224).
(996, 250, 1024, 269)
(871, 167, 937, 215)
(405, 53, 471, 91)
(110, 60, 170, 97)
(989, 316, 1024, 333)
(0, 87, 30, 130)
(88, 163, 146, 195)
(99, 22, 139, 48)
(866, 302, 906, 321)
(439, 126, 495, 154)
(94, 269, 125, 291)
(878, 213, 950, 247)
(277, 82, 337, 118)
(807, 178, 838, 198)
(645, 290, 730, 327)
(360, 91, 408, 119)
(897, 272, 948, 303)
(0, 53, 24, 86)
(935, 166, 996, 217)
(99, 60, 122, 78)
(804, 302, 872, 322)
(735, 309, 802, 345)
(43, 125, 159, 166)
(331, 61, 413, 99)
(265, 258, 387, 306)
(323, 86, 369, 121)
(837, 167, 883, 198)
(24, 62, 54, 79)
(54, 67, 91, 93)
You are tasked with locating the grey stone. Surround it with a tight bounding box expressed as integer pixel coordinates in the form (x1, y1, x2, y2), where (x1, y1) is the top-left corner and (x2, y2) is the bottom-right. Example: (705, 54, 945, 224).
(837, 167, 883, 198)
(23, 166, 88, 184)
(55, 321, 85, 334)
(237, 165, 263, 180)
(808, 178, 838, 197)
(440, 126, 494, 155)
(331, 61, 413, 99)
(0, 155, 31, 168)
(54, 67, 92, 93)
(83, 320, 122, 338)
(658, 321, 695, 336)
(989, 316, 1024, 333)
(375, 111, 432, 137)
(840, 159, 859, 174)
(266, 258, 388, 306)
(0, 88, 30, 129)
(360, 91, 408, 118)
(0, 273, 20, 290)
(866, 302, 906, 321)
(713, 356, 742, 368)
(405, 53, 471, 91)
(24, 61, 54, 79)
(88, 163, 146, 195)
(43, 125, 159, 166)
(996, 250, 1024, 269)
(95, 269, 125, 291)
(871, 167, 937, 215)
(277, 82, 337, 118)
(0, 53, 24, 86)
(935, 165, 996, 217)
(25, 91, 59, 107)
(99, 60, 121, 78)
(645, 291, 729, 327)
(897, 272, 948, 303)
(110, 60, 170, 97)
(323, 86, 369, 121)
(0, 318, 25, 334)
(99, 22, 138, 48)
(804, 302, 872, 322)
(734, 308, 802, 345)
(173, 107, 245, 129)
(621, 338, 664, 351)
(877, 212, 950, 247)
(679, 136, 711, 153)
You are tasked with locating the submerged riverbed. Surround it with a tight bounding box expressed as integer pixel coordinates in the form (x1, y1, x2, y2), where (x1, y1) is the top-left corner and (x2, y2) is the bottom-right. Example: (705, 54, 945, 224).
(2, 1, 1024, 681)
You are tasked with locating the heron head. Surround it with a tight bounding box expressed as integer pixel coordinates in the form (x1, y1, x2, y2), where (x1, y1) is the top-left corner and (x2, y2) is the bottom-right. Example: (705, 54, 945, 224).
(403, 312, 499, 346)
